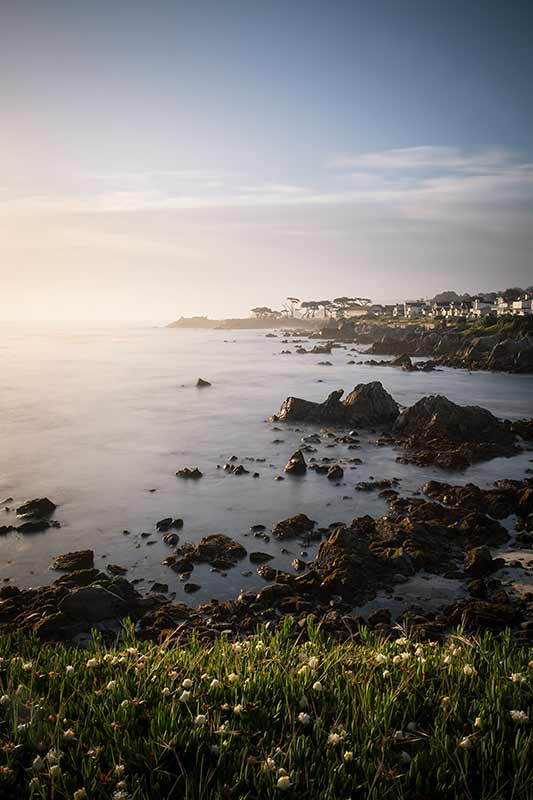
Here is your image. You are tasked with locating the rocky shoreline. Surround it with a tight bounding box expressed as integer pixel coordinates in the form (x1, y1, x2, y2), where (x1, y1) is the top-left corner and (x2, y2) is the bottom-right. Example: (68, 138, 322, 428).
(316, 315, 533, 373)
(1, 379, 532, 649)
(0, 474, 531, 647)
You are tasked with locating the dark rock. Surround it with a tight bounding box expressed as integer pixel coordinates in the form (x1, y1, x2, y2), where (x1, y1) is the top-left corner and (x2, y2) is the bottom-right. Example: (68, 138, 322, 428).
(16, 498, 57, 518)
(50, 550, 95, 571)
(150, 582, 169, 593)
(273, 382, 399, 427)
(107, 564, 128, 576)
(272, 513, 315, 540)
(284, 450, 307, 475)
(196, 378, 211, 387)
(17, 520, 50, 533)
(249, 552, 274, 564)
(327, 465, 344, 481)
(176, 467, 203, 479)
(184, 583, 201, 593)
(463, 546, 494, 578)
(445, 599, 521, 632)
(392, 395, 517, 469)
(54, 569, 104, 588)
(368, 608, 392, 625)
(59, 585, 129, 622)
(172, 534, 246, 572)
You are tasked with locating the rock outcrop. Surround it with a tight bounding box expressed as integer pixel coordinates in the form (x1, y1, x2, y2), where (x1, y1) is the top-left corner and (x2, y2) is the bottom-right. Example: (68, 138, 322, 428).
(391, 395, 517, 469)
(273, 382, 399, 427)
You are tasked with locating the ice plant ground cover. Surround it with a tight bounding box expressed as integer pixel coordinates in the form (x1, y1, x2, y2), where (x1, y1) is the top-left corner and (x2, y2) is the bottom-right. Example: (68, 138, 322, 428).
(0, 620, 531, 799)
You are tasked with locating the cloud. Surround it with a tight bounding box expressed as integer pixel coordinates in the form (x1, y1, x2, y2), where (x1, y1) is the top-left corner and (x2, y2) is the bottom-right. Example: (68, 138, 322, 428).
(328, 145, 514, 173)
(0, 148, 531, 236)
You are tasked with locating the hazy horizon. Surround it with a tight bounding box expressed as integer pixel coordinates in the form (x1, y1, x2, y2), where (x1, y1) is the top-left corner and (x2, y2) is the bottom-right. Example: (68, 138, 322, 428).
(1, 0, 532, 322)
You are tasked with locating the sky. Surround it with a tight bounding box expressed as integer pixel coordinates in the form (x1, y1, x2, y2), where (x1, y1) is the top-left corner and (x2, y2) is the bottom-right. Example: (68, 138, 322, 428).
(1, 0, 532, 322)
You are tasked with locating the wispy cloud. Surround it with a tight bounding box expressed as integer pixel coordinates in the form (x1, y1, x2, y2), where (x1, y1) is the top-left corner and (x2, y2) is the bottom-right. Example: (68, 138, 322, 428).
(328, 145, 514, 173)
(1, 148, 531, 230)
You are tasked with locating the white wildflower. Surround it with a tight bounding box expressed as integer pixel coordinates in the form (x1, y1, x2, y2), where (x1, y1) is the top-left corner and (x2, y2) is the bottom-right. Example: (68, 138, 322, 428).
(312, 681, 323, 692)
(463, 664, 476, 676)
(179, 691, 191, 703)
(194, 714, 207, 725)
(298, 712, 312, 726)
(66, 665, 75, 675)
(343, 751, 353, 762)
(510, 710, 529, 723)
(182, 678, 193, 689)
(210, 679, 220, 689)
(276, 775, 291, 791)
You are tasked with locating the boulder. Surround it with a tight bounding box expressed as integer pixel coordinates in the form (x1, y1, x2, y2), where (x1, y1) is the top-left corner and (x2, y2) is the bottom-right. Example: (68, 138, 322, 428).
(59, 585, 129, 622)
(463, 546, 494, 578)
(272, 513, 315, 540)
(327, 465, 344, 481)
(284, 450, 307, 475)
(196, 378, 212, 387)
(316, 520, 407, 602)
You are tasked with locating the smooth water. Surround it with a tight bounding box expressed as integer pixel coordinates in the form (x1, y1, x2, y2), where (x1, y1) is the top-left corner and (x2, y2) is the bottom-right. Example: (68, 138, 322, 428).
(1, 324, 532, 603)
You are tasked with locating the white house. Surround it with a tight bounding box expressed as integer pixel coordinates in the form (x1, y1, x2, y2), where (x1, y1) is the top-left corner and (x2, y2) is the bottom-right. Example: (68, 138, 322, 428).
(512, 293, 533, 315)
(403, 301, 427, 318)
(472, 297, 495, 316)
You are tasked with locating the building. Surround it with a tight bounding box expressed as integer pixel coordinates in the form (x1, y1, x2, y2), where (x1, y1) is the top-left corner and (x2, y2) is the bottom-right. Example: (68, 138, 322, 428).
(403, 301, 427, 318)
(472, 297, 495, 316)
(511, 293, 533, 315)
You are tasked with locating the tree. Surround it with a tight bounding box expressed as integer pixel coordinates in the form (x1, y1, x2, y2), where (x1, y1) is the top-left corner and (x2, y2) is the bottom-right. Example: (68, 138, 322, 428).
(286, 297, 300, 317)
(250, 306, 275, 319)
(300, 300, 321, 318)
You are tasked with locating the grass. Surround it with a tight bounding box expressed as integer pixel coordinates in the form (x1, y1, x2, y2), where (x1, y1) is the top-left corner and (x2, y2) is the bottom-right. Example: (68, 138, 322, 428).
(0, 620, 531, 799)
